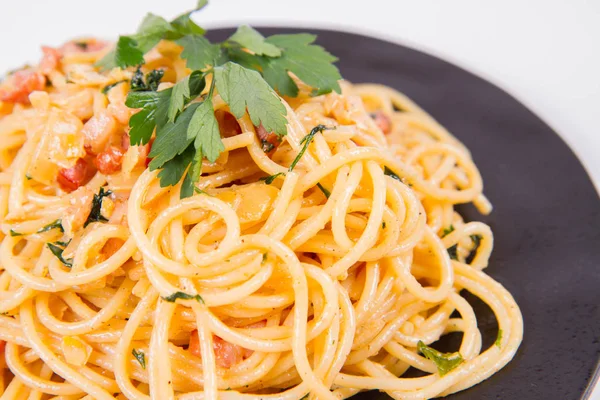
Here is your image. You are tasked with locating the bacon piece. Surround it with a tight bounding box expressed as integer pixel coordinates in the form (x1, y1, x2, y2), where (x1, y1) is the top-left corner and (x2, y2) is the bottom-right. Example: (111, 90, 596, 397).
(102, 238, 125, 259)
(60, 40, 108, 54)
(95, 146, 124, 175)
(189, 331, 244, 368)
(57, 158, 90, 192)
(40, 46, 62, 75)
(240, 320, 266, 359)
(255, 124, 281, 153)
(188, 321, 266, 368)
(0, 70, 46, 104)
(370, 111, 392, 134)
(82, 112, 118, 155)
(216, 110, 242, 138)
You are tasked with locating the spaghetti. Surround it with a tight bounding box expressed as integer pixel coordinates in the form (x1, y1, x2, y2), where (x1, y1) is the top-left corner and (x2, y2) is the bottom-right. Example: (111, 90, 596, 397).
(0, 34, 522, 400)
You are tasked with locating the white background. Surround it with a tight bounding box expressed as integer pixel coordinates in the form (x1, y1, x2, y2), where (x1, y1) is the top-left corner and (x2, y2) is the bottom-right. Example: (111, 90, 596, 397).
(2, 0, 599, 397)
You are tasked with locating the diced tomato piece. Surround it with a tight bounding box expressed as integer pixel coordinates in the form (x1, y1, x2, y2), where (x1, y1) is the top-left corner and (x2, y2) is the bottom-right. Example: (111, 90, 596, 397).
(40, 46, 62, 75)
(0, 70, 46, 104)
(0, 340, 5, 353)
(95, 147, 124, 175)
(57, 158, 90, 192)
(370, 111, 392, 134)
(255, 124, 281, 153)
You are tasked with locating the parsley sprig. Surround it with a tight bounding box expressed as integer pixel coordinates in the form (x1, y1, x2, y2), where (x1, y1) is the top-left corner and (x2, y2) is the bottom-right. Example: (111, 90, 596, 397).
(96, 1, 342, 198)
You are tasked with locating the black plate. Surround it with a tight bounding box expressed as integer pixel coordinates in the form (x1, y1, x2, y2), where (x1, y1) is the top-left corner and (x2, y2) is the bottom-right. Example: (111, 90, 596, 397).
(207, 28, 600, 399)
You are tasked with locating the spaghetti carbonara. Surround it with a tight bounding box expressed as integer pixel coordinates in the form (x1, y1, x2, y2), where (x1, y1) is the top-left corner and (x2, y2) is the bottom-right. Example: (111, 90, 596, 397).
(0, 25, 522, 400)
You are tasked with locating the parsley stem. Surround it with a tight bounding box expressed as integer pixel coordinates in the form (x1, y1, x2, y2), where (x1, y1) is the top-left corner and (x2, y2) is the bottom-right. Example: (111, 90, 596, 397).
(289, 125, 334, 171)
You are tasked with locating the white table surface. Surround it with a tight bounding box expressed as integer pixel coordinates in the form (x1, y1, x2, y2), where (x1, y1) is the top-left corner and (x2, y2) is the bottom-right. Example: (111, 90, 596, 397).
(2, 0, 599, 398)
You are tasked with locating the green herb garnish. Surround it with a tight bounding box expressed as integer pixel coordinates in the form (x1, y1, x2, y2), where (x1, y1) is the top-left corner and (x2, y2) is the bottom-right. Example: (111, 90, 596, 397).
(289, 124, 334, 171)
(101, 80, 128, 94)
(37, 219, 64, 234)
(441, 225, 455, 238)
(84, 187, 112, 227)
(74, 41, 89, 50)
(130, 68, 164, 92)
(262, 253, 267, 264)
(447, 244, 458, 261)
(47, 242, 73, 268)
(260, 172, 285, 185)
(162, 291, 204, 304)
(9, 229, 22, 236)
(316, 182, 330, 198)
(466, 234, 482, 264)
(384, 166, 402, 182)
(382, 221, 386, 229)
(261, 140, 275, 153)
(96, 2, 341, 198)
(495, 329, 503, 348)
(417, 340, 463, 376)
(132, 349, 146, 369)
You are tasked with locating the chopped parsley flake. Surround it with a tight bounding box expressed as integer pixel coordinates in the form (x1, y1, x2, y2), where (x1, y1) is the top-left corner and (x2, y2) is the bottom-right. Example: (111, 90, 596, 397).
(417, 340, 463, 376)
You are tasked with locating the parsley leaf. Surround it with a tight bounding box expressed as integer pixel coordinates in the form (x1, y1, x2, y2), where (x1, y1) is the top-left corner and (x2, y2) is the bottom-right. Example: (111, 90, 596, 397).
(447, 244, 458, 261)
(177, 35, 221, 70)
(441, 225, 455, 238)
(229, 25, 282, 57)
(10, 229, 22, 237)
(126, 88, 172, 145)
(168, 72, 205, 122)
(417, 340, 463, 376)
(181, 150, 203, 199)
(166, 71, 206, 124)
(162, 291, 204, 304)
(84, 187, 112, 227)
(133, 14, 174, 53)
(37, 219, 64, 234)
(168, 0, 208, 37)
(149, 102, 201, 171)
(188, 95, 223, 163)
(259, 172, 285, 185)
(47, 242, 73, 268)
(132, 349, 146, 369)
(96, 2, 208, 70)
(261, 33, 341, 97)
(95, 49, 117, 71)
(114, 36, 145, 69)
(215, 62, 287, 136)
(157, 145, 195, 188)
